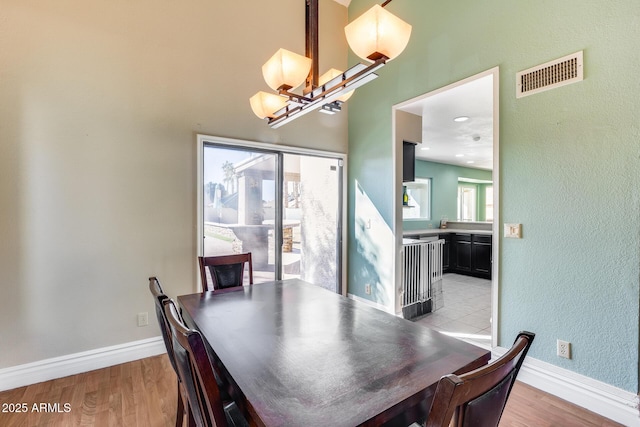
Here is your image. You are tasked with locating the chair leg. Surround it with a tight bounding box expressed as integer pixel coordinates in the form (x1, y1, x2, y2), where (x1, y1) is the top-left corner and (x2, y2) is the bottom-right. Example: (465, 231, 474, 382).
(175, 381, 185, 427)
(175, 380, 197, 427)
(186, 405, 197, 427)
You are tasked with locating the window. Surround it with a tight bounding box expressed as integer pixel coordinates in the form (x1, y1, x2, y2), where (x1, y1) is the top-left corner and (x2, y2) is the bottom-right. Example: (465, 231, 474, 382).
(457, 185, 477, 221)
(485, 186, 494, 221)
(457, 178, 493, 222)
(403, 178, 431, 220)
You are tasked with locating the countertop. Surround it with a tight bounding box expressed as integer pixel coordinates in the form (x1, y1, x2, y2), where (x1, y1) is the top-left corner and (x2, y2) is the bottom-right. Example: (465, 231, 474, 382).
(403, 228, 493, 237)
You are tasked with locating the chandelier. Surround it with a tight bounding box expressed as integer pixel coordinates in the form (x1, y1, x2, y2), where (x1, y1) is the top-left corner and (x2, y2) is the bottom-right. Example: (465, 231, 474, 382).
(250, 0, 411, 128)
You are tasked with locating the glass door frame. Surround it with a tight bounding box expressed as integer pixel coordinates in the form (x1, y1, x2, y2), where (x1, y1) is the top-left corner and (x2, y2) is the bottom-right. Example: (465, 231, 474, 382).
(196, 134, 346, 294)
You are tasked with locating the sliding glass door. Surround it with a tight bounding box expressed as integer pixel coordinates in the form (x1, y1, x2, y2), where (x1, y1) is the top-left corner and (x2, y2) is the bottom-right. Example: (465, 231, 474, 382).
(202, 145, 277, 282)
(199, 139, 343, 293)
(281, 154, 342, 292)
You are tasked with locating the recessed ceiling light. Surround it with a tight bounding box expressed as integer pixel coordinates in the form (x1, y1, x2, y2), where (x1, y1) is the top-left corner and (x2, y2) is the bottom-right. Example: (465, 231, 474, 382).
(420, 146, 430, 151)
(466, 160, 475, 164)
(453, 116, 470, 122)
(455, 154, 464, 157)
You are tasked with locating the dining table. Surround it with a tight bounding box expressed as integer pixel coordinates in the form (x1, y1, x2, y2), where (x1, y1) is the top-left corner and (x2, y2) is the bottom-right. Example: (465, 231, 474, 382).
(177, 279, 490, 427)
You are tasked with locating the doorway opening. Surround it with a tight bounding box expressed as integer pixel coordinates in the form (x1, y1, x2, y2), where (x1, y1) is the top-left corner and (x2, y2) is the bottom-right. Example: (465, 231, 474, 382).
(197, 136, 345, 294)
(393, 68, 499, 349)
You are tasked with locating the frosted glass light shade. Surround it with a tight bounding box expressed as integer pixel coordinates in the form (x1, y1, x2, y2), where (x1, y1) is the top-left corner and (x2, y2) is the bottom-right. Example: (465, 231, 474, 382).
(250, 92, 288, 119)
(262, 48, 312, 91)
(319, 68, 354, 102)
(345, 4, 412, 62)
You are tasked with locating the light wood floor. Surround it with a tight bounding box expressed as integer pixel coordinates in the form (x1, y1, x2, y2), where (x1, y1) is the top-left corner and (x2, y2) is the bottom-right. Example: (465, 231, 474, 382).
(0, 354, 623, 427)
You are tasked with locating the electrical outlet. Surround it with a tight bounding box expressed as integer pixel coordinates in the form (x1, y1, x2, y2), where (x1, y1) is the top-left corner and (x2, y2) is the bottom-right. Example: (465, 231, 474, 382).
(557, 339, 571, 359)
(364, 284, 371, 295)
(137, 312, 149, 327)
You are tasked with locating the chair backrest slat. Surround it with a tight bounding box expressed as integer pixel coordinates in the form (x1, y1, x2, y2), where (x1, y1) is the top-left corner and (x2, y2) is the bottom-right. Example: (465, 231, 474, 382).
(198, 253, 253, 292)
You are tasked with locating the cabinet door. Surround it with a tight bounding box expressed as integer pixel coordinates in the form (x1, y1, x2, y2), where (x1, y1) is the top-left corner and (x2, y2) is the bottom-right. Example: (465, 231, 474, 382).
(471, 235, 492, 278)
(454, 234, 472, 272)
(439, 234, 451, 271)
(402, 141, 416, 182)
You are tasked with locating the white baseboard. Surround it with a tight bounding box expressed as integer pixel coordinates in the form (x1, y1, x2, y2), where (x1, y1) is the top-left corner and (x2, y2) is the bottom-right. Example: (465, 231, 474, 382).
(347, 293, 394, 313)
(0, 337, 165, 392)
(493, 346, 640, 427)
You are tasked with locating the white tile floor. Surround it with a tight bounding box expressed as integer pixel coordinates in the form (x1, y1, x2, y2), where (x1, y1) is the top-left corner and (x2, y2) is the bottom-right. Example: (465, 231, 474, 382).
(413, 273, 492, 348)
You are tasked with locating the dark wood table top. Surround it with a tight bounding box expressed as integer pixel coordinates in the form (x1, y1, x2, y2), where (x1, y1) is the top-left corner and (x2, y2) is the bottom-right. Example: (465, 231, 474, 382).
(178, 279, 490, 427)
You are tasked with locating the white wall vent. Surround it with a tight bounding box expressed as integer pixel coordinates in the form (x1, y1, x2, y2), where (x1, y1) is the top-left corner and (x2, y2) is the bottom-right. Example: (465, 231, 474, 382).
(516, 51, 583, 98)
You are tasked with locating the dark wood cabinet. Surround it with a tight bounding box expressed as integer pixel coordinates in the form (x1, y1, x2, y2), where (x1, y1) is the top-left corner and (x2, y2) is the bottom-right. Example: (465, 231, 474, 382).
(439, 234, 451, 271)
(471, 234, 492, 278)
(402, 141, 416, 182)
(453, 234, 472, 272)
(449, 233, 492, 279)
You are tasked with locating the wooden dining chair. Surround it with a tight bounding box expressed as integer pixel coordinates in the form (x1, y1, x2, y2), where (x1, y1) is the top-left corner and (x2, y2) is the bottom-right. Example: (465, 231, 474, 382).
(149, 277, 194, 427)
(198, 253, 253, 292)
(424, 331, 535, 427)
(164, 298, 248, 427)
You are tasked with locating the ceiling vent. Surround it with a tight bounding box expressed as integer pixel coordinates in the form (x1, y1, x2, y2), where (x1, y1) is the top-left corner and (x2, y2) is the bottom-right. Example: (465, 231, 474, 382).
(516, 51, 583, 98)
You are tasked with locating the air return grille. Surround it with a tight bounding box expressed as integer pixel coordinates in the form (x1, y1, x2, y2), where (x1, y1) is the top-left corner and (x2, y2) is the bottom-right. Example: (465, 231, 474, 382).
(516, 51, 583, 98)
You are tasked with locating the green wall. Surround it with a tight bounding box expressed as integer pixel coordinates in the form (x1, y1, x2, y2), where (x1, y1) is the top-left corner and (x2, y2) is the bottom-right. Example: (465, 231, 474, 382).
(404, 160, 492, 231)
(348, 0, 640, 392)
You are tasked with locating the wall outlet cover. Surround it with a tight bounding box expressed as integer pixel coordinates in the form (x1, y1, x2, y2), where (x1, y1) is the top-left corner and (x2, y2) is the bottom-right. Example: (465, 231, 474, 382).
(557, 339, 571, 359)
(137, 312, 149, 327)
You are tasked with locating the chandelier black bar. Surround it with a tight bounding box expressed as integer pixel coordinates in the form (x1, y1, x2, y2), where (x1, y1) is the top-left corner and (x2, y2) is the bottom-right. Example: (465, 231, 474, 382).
(268, 57, 386, 128)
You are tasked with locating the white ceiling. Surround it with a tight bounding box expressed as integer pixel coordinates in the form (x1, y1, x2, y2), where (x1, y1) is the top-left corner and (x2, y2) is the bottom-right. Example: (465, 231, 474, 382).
(398, 74, 494, 171)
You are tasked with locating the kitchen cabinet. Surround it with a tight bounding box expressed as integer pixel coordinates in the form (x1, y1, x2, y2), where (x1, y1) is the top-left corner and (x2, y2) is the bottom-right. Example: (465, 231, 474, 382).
(471, 234, 492, 278)
(453, 234, 472, 273)
(439, 234, 451, 271)
(450, 233, 492, 279)
(402, 141, 416, 182)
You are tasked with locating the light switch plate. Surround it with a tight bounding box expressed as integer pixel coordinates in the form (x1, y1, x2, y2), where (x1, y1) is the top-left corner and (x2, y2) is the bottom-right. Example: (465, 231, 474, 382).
(504, 223, 522, 238)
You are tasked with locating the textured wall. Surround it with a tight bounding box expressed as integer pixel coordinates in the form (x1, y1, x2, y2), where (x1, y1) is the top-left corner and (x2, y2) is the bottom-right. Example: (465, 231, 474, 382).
(347, 0, 640, 392)
(0, 0, 348, 369)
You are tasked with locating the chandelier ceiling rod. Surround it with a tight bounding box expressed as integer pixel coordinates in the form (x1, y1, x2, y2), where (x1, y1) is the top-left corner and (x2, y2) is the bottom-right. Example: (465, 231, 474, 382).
(305, 0, 395, 93)
(305, 0, 319, 93)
